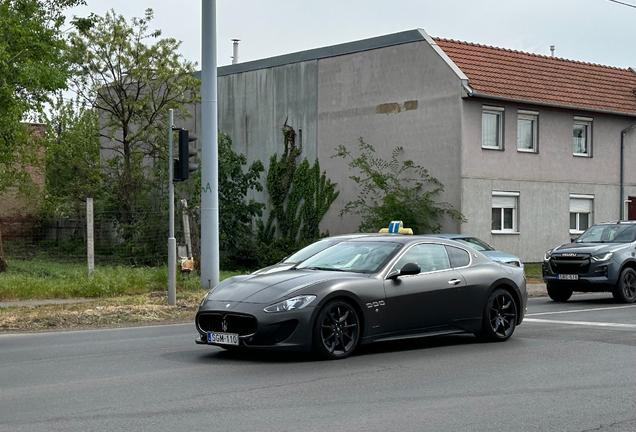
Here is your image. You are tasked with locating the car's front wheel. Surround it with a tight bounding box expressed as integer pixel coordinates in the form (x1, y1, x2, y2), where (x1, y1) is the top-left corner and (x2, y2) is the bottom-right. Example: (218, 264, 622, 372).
(612, 267, 636, 303)
(475, 288, 517, 342)
(312, 300, 360, 360)
(547, 283, 573, 302)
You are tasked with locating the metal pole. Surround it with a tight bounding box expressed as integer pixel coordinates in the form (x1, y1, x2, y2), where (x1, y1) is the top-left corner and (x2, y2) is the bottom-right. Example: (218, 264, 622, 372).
(168, 109, 177, 305)
(86, 197, 94, 278)
(201, 0, 220, 290)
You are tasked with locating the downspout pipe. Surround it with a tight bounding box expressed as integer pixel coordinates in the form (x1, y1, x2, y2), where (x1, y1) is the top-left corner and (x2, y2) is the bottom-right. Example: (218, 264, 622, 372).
(620, 124, 636, 220)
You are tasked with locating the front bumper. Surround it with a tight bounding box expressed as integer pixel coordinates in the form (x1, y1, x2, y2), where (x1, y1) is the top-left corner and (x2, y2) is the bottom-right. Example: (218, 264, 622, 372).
(195, 300, 318, 352)
(542, 258, 617, 291)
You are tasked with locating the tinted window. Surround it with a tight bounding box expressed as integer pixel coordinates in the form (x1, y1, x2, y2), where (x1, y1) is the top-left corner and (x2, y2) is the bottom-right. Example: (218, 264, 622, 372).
(297, 241, 400, 273)
(284, 239, 339, 263)
(394, 244, 451, 273)
(577, 224, 636, 244)
(446, 246, 470, 268)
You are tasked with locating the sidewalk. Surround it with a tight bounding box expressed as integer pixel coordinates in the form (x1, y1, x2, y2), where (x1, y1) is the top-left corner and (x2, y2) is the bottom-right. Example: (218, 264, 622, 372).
(0, 298, 95, 308)
(527, 283, 547, 298)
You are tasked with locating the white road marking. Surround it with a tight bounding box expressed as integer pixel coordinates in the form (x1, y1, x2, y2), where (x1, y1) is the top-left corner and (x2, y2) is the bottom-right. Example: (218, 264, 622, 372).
(524, 318, 636, 329)
(526, 304, 636, 317)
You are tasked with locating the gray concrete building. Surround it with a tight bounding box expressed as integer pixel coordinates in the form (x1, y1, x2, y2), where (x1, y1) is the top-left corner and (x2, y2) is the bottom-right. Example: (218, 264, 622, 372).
(186, 28, 636, 263)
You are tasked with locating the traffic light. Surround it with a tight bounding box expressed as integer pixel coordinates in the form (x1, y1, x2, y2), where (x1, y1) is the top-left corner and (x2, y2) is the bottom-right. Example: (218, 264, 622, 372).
(173, 129, 198, 182)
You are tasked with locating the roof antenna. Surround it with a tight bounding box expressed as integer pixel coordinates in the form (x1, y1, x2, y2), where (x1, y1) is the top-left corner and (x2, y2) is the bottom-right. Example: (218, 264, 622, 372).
(550, 45, 555, 57)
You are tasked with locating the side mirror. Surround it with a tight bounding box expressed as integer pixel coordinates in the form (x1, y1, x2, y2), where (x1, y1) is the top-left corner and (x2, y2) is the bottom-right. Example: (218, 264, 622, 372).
(400, 262, 421, 276)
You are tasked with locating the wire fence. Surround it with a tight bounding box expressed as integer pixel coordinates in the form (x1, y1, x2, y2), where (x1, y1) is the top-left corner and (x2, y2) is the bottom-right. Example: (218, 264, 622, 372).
(2, 206, 195, 268)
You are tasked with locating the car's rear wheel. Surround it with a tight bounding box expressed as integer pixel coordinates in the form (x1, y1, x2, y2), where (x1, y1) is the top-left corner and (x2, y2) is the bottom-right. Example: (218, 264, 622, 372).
(612, 267, 636, 303)
(475, 289, 517, 342)
(312, 300, 360, 360)
(547, 283, 573, 302)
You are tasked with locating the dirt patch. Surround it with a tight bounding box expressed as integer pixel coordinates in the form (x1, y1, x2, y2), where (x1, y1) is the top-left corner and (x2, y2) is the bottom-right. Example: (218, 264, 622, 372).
(0, 291, 206, 333)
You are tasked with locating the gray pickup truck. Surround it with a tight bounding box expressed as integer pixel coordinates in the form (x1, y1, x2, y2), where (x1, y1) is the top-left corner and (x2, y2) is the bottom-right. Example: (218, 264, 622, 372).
(542, 221, 636, 303)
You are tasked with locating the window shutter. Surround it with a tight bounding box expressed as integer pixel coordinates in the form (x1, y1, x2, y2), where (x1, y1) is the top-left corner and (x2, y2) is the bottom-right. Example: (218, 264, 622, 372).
(492, 196, 516, 208)
(570, 198, 592, 213)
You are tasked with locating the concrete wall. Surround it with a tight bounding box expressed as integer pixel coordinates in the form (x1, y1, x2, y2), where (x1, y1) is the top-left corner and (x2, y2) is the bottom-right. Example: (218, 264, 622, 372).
(317, 40, 464, 234)
(460, 98, 636, 261)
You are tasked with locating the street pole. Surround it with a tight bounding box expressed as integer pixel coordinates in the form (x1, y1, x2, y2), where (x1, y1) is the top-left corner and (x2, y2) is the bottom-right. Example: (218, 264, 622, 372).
(200, 0, 220, 290)
(168, 109, 177, 305)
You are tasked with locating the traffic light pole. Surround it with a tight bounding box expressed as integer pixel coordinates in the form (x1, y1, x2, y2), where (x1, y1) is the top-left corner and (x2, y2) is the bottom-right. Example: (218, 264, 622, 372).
(167, 109, 177, 306)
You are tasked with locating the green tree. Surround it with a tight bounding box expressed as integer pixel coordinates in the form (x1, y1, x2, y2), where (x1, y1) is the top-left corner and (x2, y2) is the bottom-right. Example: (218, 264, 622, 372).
(333, 138, 465, 234)
(68, 8, 200, 230)
(0, 0, 86, 271)
(187, 133, 265, 269)
(257, 123, 339, 266)
(43, 97, 102, 218)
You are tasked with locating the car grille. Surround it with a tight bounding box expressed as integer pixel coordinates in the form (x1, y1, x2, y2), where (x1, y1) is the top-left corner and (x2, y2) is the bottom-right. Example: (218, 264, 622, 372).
(197, 312, 257, 336)
(549, 255, 590, 275)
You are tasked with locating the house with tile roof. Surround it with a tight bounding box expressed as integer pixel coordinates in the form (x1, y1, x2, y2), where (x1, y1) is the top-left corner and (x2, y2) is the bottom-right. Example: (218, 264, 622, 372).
(184, 28, 636, 262)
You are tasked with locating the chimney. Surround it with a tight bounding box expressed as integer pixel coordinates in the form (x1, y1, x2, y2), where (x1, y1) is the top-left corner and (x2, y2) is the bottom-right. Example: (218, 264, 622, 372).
(232, 39, 240, 64)
(550, 45, 555, 57)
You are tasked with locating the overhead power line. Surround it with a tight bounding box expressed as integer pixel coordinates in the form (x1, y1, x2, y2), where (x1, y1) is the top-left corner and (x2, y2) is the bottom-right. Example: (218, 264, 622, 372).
(607, 0, 636, 9)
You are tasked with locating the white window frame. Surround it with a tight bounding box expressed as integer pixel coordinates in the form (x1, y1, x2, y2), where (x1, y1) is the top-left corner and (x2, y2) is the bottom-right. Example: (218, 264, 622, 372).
(517, 110, 538, 153)
(569, 194, 593, 234)
(573, 116, 593, 157)
(482, 105, 504, 150)
(492, 191, 519, 234)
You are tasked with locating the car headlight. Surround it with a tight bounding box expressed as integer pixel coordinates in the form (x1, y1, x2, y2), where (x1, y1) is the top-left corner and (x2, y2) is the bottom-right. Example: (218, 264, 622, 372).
(592, 252, 613, 262)
(263, 295, 317, 313)
(199, 290, 212, 307)
(544, 250, 552, 261)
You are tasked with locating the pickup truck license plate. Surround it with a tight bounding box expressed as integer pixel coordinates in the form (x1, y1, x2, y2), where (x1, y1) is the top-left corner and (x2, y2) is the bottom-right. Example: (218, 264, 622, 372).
(557, 274, 578, 280)
(207, 332, 239, 345)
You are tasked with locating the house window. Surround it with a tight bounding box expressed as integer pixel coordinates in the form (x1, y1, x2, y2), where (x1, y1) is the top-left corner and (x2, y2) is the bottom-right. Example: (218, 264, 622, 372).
(517, 110, 538, 152)
(482, 106, 504, 149)
(492, 191, 519, 233)
(573, 116, 592, 156)
(570, 194, 593, 233)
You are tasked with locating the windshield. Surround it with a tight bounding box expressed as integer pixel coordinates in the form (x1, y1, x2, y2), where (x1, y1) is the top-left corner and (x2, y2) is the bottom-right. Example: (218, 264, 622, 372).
(453, 237, 494, 251)
(283, 239, 340, 263)
(576, 224, 636, 243)
(297, 241, 401, 273)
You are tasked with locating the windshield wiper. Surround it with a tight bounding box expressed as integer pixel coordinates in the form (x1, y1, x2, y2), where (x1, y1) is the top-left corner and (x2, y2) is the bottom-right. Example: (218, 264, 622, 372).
(303, 266, 348, 272)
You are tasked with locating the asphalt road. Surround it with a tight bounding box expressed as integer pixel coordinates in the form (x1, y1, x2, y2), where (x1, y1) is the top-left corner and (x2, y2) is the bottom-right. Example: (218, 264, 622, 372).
(1, 294, 635, 432)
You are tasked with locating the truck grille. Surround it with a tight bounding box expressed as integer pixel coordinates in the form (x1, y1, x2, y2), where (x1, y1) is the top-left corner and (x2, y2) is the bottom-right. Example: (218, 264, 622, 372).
(549, 255, 590, 275)
(197, 312, 257, 336)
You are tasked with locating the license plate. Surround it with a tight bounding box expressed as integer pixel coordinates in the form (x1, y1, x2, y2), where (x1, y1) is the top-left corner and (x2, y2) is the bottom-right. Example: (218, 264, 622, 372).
(557, 274, 579, 280)
(207, 332, 239, 345)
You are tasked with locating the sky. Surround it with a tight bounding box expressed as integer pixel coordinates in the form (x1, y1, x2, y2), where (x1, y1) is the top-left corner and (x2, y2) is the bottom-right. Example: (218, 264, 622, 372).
(67, 0, 636, 70)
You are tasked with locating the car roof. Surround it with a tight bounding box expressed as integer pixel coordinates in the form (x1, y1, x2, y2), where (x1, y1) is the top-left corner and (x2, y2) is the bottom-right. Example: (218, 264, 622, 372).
(593, 220, 636, 226)
(423, 233, 469, 239)
(342, 234, 469, 246)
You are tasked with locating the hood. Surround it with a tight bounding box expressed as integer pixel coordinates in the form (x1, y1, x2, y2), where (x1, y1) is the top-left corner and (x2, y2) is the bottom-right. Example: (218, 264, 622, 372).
(208, 270, 363, 304)
(551, 242, 627, 255)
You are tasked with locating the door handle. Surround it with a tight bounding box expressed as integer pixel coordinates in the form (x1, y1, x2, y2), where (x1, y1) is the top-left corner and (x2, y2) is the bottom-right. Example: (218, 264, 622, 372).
(448, 279, 461, 285)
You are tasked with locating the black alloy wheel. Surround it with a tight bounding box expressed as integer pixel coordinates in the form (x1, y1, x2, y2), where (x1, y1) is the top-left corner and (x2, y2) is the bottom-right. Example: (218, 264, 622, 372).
(313, 300, 360, 360)
(612, 267, 636, 303)
(475, 288, 517, 342)
(547, 283, 573, 302)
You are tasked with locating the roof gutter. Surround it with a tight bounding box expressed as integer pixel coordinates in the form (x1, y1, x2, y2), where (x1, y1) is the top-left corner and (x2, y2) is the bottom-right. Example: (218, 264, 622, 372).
(465, 91, 636, 118)
(620, 124, 636, 220)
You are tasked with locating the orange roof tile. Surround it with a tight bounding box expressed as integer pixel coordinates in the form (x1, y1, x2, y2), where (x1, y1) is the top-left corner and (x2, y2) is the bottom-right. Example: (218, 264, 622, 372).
(434, 38, 636, 116)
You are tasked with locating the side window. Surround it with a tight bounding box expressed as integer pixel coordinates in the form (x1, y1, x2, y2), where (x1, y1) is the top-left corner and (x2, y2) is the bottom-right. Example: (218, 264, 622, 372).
(393, 244, 451, 273)
(482, 106, 504, 149)
(445, 246, 470, 268)
(573, 116, 592, 157)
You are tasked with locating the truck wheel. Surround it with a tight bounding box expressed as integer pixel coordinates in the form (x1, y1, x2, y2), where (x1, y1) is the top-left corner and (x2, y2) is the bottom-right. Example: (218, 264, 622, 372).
(547, 283, 573, 302)
(612, 268, 636, 303)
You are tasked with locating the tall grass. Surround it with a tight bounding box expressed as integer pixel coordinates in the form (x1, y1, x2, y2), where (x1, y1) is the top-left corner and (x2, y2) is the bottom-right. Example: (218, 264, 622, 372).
(0, 259, 244, 301)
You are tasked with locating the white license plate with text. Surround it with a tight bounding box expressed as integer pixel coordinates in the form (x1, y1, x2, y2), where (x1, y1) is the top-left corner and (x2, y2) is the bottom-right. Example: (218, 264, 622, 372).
(557, 274, 579, 280)
(207, 332, 239, 345)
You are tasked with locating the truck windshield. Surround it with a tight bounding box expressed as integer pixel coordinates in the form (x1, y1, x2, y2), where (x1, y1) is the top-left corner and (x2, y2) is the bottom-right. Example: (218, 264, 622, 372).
(577, 224, 636, 243)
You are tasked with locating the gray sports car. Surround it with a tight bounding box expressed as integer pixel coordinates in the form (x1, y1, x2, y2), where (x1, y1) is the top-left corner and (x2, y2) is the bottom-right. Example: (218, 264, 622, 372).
(195, 235, 527, 359)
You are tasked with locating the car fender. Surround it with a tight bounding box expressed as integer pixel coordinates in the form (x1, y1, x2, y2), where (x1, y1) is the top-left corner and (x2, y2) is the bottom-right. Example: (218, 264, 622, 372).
(486, 277, 523, 322)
